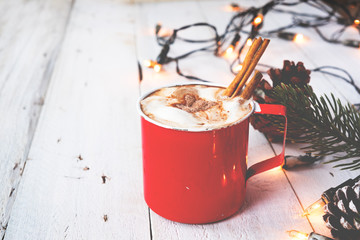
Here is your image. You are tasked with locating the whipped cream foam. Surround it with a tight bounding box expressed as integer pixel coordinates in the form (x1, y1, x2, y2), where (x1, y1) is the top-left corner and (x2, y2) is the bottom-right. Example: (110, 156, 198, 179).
(140, 84, 253, 131)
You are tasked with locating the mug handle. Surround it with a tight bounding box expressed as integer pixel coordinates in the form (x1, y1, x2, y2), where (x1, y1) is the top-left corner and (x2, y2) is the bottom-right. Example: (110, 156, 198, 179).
(246, 103, 287, 180)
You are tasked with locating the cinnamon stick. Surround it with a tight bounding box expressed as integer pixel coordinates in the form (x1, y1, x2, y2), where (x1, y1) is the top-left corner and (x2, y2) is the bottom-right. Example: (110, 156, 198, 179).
(223, 37, 263, 97)
(231, 38, 270, 97)
(240, 70, 263, 100)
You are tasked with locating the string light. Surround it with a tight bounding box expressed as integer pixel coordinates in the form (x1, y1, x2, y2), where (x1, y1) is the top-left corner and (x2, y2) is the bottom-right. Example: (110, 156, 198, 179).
(144, 43, 170, 72)
(155, 23, 162, 35)
(252, 13, 264, 27)
(147, 0, 360, 82)
(343, 39, 360, 48)
(233, 64, 243, 73)
(143, 59, 154, 68)
(228, 3, 240, 12)
(277, 32, 307, 44)
(155, 23, 173, 38)
(143, 60, 162, 72)
(287, 230, 334, 240)
(225, 45, 234, 55)
(156, 44, 170, 64)
(293, 33, 305, 43)
(302, 175, 360, 216)
(153, 63, 162, 72)
(288, 230, 309, 240)
(225, 33, 241, 55)
(302, 198, 326, 216)
(246, 38, 253, 46)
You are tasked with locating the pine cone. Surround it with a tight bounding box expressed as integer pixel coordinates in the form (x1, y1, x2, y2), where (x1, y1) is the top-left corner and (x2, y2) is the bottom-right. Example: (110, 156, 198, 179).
(250, 60, 311, 142)
(268, 60, 310, 87)
(323, 182, 360, 240)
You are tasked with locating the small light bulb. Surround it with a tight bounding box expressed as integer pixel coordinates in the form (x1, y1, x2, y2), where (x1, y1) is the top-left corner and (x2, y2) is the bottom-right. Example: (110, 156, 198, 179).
(302, 198, 326, 216)
(234, 64, 243, 72)
(288, 230, 335, 240)
(287, 230, 309, 240)
(226, 45, 234, 55)
(225, 33, 240, 56)
(253, 14, 263, 27)
(228, 3, 240, 12)
(153, 63, 162, 72)
(143, 60, 153, 68)
(155, 23, 162, 34)
(278, 32, 307, 43)
(246, 38, 253, 46)
(293, 33, 305, 43)
(303, 176, 360, 217)
(144, 60, 161, 72)
(354, 19, 360, 25)
(343, 39, 360, 48)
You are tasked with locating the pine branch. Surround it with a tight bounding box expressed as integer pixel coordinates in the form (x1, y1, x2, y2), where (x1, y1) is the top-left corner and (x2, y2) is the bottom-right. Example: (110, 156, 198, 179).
(270, 84, 360, 170)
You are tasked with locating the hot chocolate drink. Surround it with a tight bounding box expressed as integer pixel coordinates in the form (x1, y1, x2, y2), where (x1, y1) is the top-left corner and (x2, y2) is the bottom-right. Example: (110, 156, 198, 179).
(140, 84, 253, 131)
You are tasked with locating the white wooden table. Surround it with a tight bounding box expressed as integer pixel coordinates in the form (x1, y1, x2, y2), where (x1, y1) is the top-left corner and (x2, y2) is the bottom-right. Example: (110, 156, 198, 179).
(0, 0, 359, 239)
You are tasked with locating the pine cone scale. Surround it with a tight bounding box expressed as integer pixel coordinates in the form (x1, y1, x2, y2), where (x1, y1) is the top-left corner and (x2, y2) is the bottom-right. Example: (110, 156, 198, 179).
(251, 60, 312, 141)
(323, 181, 360, 239)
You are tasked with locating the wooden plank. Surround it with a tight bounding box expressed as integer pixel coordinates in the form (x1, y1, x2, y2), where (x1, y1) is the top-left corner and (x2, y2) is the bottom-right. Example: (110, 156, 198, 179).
(0, 0, 74, 237)
(255, 0, 360, 237)
(263, 1, 360, 103)
(3, 0, 150, 239)
(135, 0, 235, 93)
(135, 1, 311, 239)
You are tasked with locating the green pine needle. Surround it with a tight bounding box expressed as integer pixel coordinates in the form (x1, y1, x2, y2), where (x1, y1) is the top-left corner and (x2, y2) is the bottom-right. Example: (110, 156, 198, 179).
(270, 83, 360, 171)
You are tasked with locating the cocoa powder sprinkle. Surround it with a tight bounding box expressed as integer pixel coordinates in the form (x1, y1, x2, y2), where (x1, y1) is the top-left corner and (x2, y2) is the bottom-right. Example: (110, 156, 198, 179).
(174, 94, 218, 113)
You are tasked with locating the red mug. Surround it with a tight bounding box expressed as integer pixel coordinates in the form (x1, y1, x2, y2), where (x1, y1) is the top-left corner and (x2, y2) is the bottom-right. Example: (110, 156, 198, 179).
(138, 83, 287, 224)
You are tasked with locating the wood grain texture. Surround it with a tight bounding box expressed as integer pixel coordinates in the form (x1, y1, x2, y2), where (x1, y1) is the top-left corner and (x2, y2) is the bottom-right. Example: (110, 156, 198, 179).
(0, 0, 358, 239)
(3, 0, 150, 239)
(255, 0, 360, 236)
(136, 1, 311, 239)
(0, 0, 74, 238)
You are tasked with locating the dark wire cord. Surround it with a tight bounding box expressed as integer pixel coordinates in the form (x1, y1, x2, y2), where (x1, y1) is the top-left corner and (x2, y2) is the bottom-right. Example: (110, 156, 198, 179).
(149, 0, 360, 101)
(311, 66, 360, 95)
(154, 0, 359, 69)
(175, 59, 209, 82)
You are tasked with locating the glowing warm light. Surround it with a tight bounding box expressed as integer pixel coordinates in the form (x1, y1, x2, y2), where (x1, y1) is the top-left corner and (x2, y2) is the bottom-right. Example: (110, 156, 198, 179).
(155, 22, 162, 34)
(153, 63, 162, 72)
(159, 28, 173, 37)
(234, 64, 243, 72)
(143, 60, 153, 68)
(226, 45, 234, 55)
(222, 173, 227, 186)
(268, 166, 282, 172)
(154, 23, 173, 37)
(225, 34, 240, 56)
(293, 33, 305, 43)
(287, 230, 309, 240)
(246, 38, 253, 46)
(253, 14, 263, 27)
(302, 198, 326, 216)
(225, 3, 240, 12)
(144, 60, 162, 72)
(354, 19, 360, 25)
